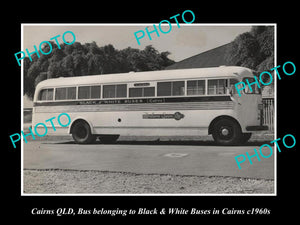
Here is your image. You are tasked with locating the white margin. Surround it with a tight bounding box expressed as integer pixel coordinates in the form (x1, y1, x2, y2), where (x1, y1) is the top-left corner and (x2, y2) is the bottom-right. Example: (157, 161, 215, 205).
(273, 23, 277, 196)
(21, 24, 24, 195)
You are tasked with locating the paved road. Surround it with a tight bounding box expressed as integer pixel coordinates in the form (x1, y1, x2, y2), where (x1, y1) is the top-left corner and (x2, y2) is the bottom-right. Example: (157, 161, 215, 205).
(23, 140, 274, 179)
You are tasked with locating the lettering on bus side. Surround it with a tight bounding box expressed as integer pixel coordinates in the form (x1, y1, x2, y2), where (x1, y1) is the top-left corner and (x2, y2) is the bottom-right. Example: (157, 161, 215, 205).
(147, 98, 165, 103)
(124, 99, 144, 104)
(34, 96, 231, 107)
(142, 112, 184, 120)
(77, 98, 164, 105)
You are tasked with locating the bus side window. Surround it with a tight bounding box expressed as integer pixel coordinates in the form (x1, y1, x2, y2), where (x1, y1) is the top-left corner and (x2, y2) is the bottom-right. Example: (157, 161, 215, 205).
(55, 88, 67, 100)
(91, 86, 101, 98)
(144, 87, 155, 97)
(129, 87, 155, 97)
(67, 87, 76, 99)
(38, 88, 53, 101)
(78, 86, 90, 99)
(172, 81, 185, 96)
(157, 81, 184, 96)
(55, 87, 76, 100)
(78, 85, 101, 99)
(103, 84, 127, 98)
(116, 84, 127, 98)
(229, 79, 239, 95)
(208, 79, 227, 95)
(157, 82, 171, 96)
(242, 77, 261, 94)
(103, 85, 115, 98)
(129, 88, 143, 97)
(187, 80, 205, 95)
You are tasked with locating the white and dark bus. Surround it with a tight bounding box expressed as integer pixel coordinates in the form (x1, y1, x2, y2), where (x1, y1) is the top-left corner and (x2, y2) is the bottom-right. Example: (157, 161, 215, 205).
(32, 66, 268, 145)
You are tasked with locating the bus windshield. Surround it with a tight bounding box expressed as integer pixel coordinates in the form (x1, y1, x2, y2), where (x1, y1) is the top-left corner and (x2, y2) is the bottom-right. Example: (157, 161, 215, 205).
(243, 77, 261, 94)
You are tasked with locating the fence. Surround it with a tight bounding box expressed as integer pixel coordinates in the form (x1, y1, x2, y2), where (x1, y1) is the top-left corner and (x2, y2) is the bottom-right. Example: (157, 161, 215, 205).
(262, 98, 274, 131)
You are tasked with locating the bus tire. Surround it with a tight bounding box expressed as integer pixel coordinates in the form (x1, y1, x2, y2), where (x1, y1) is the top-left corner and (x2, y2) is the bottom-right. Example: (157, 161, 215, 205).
(239, 133, 252, 144)
(71, 120, 96, 144)
(211, 118, 242, 145)
(99, 135, 119, 144)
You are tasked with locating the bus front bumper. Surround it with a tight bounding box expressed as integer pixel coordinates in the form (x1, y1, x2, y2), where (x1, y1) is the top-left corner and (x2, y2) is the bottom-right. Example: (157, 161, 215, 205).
(246, 125, 269, 131)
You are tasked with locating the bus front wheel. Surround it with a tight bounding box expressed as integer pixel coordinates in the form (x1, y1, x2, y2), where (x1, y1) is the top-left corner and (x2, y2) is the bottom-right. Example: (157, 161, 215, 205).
(211, 118, 242, 145)
(71, 120, 96, 144)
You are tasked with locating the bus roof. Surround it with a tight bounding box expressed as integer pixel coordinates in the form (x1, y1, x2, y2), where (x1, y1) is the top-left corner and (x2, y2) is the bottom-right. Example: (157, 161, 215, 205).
(35, 66, 253, 89)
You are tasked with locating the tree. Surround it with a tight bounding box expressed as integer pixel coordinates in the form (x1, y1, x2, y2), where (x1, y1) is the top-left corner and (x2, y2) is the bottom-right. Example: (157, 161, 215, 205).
(61, 55, 75, 76)
(48, 61, 66, 78)
(226, 32, 260, 69)
(72, 53, 88, 76)
(23, 42, 175, 99)
(25, 61, 41, 98)
(86, 53, 104, 75)
(160, 51, 173, 68)
(226, 26, 274, 72)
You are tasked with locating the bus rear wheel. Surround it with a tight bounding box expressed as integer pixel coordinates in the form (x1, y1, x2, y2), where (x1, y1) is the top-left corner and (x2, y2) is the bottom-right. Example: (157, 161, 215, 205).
(99, 135, 119, 144)
(71, 120, 96, 144)
(211, 118, 242, 145)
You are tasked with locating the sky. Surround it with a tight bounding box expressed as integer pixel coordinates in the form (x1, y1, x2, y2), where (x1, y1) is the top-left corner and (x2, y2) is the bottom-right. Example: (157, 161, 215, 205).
(22, 24, 252, 62)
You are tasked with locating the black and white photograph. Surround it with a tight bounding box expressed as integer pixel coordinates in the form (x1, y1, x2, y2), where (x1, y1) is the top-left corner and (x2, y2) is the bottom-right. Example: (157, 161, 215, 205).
(4, 4, 298, 221)
(20, 24, 275, 195)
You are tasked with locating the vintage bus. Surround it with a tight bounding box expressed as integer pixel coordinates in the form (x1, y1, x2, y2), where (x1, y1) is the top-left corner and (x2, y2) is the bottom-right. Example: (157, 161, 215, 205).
(32, 66, 268, 145)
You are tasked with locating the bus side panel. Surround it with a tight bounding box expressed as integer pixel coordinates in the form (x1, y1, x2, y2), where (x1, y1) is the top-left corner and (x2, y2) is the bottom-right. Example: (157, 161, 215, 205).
(90, 110, 236, 129)
(32, 109, 71, 136)
(32, 105, 238, 137)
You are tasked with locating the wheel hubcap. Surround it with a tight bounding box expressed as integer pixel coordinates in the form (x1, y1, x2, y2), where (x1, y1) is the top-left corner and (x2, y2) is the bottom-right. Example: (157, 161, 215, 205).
(221, 128, 229, 136)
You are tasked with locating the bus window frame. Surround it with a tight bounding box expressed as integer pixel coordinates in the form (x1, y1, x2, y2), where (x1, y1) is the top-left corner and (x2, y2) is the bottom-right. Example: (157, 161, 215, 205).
(129, 86, 156, 98)
(37, 88, 54, 101)
(242, 77, 262, 95)
(205, 77, 235, 96)
(186, 79, 206, 96)
(207, 78, 229, 95)
(102, 83, 128, 99)
(156, 80, 185, 97)
(35, 76, 241, 103)
(77, 84, 101, 100)
(53, 86, 78, 102)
